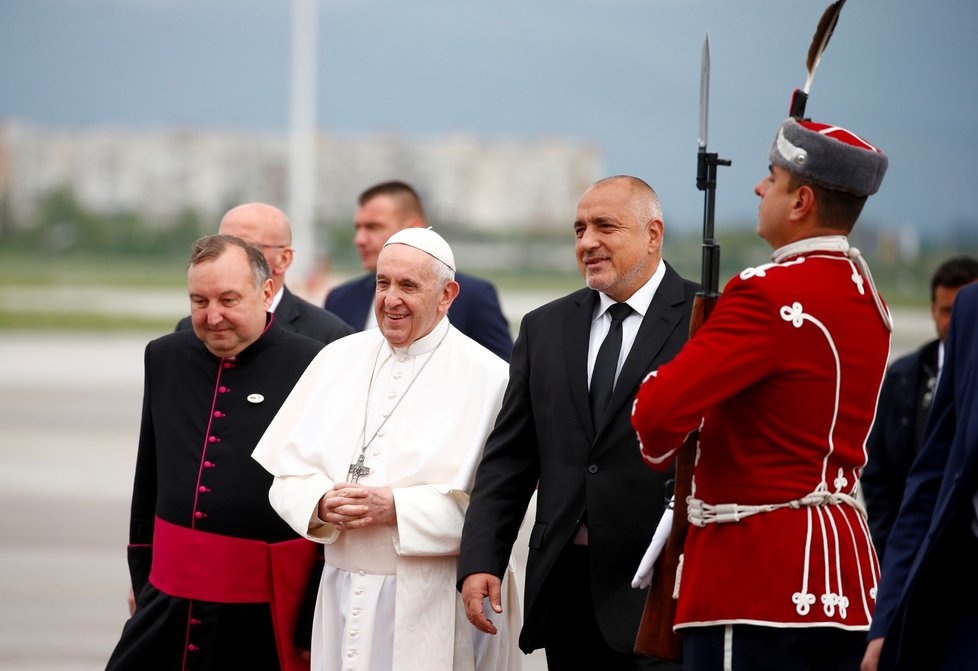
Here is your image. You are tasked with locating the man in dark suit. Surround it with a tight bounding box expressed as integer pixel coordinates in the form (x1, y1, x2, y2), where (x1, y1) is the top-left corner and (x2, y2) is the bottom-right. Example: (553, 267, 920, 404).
(862, 282, 978, 671)
(176, 202, 352, 344)
(324, 180, 513, 360)
(862, 255, 978, 560)
(458, 175, 694, 670)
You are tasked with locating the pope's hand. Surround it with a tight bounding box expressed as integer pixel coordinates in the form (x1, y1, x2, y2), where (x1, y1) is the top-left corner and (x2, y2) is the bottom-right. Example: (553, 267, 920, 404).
(318, 482, 396, 529)
(461, 572, 502, 635)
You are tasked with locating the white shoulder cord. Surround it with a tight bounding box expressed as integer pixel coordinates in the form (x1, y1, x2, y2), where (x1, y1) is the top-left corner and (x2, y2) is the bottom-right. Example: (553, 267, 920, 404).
(847, 246, 893, 332)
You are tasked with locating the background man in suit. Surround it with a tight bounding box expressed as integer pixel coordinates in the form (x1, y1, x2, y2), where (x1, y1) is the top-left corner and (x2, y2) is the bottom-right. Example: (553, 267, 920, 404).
(862, 255, 978, 560)
(324, 180, 513, 360)
(862, 282, 978, 671)
(177, 202, 352, 344)
(459, 175, 693, 670)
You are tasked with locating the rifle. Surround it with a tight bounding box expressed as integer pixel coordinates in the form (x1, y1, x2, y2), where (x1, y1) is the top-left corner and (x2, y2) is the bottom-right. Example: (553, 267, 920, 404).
(633, 32, 729, 663)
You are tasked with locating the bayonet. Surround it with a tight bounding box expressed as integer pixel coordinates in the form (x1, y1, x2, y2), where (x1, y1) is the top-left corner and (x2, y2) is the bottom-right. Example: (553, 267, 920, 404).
(697, 34, 710, 150)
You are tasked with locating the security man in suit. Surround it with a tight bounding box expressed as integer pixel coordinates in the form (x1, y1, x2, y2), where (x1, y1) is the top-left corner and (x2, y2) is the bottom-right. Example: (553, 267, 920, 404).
(862, 255, 978, 561)
(459, 175, 694, 670)
(176, 202, 353, 345)
(863, 283, 978, 670)
(324, 180, 513, 361)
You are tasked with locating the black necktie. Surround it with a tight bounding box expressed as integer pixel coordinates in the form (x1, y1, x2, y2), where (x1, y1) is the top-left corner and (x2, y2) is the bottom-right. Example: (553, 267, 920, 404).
(589, 302, 632, 431)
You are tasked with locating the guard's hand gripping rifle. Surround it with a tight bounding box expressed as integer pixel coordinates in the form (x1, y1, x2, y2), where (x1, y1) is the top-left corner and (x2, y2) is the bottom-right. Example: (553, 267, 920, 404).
(633, 33, 729, 663)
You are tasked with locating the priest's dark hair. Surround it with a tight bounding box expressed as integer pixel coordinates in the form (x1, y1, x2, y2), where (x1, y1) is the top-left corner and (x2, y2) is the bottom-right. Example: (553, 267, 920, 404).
(189, 234, 272, 288)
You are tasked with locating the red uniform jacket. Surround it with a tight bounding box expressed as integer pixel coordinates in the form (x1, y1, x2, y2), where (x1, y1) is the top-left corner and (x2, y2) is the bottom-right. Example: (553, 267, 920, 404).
(632, 236, 889, 631)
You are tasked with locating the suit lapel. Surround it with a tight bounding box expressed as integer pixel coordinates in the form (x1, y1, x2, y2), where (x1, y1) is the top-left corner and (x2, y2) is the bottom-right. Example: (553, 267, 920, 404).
(597, 265, 687, 437)
(276, 288, 301, 331)
(563, 289, 598, 440)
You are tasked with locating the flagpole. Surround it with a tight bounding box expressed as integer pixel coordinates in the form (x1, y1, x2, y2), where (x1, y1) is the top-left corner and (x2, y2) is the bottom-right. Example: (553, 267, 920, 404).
(288, 0, 318, 285)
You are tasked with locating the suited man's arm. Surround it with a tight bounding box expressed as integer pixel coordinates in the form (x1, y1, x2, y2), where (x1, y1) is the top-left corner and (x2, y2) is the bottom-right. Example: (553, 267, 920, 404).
(868, 327, 962, 641)
(458, 316, 539, 581)
(860, 369, 905, 560)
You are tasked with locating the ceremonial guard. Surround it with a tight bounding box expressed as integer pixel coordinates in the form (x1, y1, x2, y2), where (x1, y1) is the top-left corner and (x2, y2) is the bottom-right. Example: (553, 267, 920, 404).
(631, 114, 891, 668)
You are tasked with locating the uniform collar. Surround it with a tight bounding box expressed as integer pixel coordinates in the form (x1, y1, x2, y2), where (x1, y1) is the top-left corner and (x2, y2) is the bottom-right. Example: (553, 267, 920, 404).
(771, 235, 849, 263)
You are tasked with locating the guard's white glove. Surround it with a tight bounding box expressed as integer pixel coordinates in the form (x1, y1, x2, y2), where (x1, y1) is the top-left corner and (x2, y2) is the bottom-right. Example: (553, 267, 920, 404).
(631, 504, 673, 589)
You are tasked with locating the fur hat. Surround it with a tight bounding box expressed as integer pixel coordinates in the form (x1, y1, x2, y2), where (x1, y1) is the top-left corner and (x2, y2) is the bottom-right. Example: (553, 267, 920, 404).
(769, 118, 888, 196)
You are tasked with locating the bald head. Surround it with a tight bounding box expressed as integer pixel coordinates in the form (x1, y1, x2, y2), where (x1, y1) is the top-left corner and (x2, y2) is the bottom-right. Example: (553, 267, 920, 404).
(218, 203, 294, 293)
(589, 175, 663, 224)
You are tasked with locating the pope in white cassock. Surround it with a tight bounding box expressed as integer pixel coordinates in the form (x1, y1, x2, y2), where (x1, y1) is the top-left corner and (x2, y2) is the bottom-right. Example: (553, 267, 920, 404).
(253, 227, 521, 671)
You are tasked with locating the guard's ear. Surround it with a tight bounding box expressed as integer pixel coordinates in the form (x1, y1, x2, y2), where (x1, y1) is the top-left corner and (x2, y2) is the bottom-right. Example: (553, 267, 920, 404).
(791, 184, 816, 221)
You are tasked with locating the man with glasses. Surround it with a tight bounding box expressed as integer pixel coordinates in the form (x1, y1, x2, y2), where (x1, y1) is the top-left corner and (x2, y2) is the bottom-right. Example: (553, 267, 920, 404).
(177, 202, 352, 344)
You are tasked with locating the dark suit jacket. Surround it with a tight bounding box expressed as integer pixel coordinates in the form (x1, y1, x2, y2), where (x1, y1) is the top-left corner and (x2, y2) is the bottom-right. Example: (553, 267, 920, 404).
(325, 271, 513, 361)
(869, 283, 978, 670)
(862, 338, 939, 560)
(176, 287, 353, 344)
(458, 263, 697, 654)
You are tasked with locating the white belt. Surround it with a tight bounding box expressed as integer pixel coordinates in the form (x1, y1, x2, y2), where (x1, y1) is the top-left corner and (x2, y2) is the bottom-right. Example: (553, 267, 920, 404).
(687, 489, 866, 527)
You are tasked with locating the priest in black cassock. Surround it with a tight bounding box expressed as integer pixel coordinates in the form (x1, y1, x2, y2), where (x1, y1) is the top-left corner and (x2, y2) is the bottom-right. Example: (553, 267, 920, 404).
(106, 235, 331, 671)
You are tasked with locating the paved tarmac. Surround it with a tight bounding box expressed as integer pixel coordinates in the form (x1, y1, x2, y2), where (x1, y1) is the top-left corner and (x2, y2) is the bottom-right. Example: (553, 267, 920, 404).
(0, 301, 931, 670)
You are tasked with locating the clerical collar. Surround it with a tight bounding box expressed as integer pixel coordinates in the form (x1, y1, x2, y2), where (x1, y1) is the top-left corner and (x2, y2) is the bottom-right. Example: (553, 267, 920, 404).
(771, 235, 849, 263)
(594, 258, 665, 321)
(387, 316, 451, 358)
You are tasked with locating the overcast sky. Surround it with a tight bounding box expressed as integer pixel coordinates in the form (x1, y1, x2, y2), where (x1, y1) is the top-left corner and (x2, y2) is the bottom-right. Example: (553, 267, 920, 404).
(2, 0, 976, 234)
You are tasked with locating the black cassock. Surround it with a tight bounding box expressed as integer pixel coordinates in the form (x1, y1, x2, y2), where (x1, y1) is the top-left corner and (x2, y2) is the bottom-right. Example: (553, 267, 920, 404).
(107, 317, 324, 671)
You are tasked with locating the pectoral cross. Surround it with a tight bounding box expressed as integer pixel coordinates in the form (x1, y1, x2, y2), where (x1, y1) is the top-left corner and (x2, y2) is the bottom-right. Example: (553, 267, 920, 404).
(348, 454, 371, 483)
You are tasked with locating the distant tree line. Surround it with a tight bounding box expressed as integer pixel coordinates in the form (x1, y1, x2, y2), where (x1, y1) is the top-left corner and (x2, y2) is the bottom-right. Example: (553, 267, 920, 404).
(2, 187, 975, 308)
(2, 188, 206, 257)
